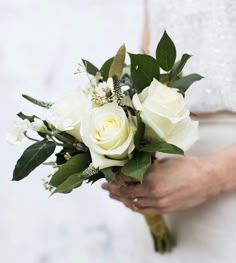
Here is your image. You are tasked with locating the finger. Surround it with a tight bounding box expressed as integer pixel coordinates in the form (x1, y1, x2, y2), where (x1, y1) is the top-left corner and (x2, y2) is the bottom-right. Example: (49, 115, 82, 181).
(102, 183, 130, 197)
(121, 183, 150, 198)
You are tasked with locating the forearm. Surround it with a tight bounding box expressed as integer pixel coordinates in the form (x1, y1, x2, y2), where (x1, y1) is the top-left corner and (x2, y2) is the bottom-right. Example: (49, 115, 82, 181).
(205, 144, 236, 194)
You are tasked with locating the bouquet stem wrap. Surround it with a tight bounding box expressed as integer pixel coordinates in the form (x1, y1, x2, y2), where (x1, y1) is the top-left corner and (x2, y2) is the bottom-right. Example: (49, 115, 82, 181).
(144, 214, 176, 254)
(114, 173, 175, 254)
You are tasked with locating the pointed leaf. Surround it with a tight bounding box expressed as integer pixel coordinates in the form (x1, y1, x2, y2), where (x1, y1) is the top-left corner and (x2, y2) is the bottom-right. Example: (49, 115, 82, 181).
(17, 112, 37, 122)
(108, 44, 126, 78)
(82, 59, 99, 76)
(171, 73, 204, 93)
(156, 31, 176, 71)
(169, 54, 192, 81)
(129, 53, 160, 93)
(22, 94, 53, 108)
(140, 141, 184, 155)
(52, 173, 84, 194)
(49, 153, 91, 187)
(134, 112, 145, 149)
(102, 167, 116, 182)
(13, 140, 56, 181)
(121, 152, 151, 182)
(100, 57, 114, 81)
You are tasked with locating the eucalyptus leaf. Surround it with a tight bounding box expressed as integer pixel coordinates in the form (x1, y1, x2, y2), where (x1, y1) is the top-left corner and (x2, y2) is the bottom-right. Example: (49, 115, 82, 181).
(100, 57, 114, 81)
(140, 141, 184, 155)
(108, 44, 126, 78)
(169, 54, 192, 82)
(13, 140, 56, 181)
(129, 53, 160, 93)
(22, 94, 53, 108)
(82, 59, 99, 76)
(121, 152, 151, 182)
(171, 73, 204, 93)
(49, 153, 91, 187)
(156, 31, 176, 71)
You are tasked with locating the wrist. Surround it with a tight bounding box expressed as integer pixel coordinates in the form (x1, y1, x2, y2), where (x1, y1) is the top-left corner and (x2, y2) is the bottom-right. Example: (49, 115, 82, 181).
(203, 146, 236, 195)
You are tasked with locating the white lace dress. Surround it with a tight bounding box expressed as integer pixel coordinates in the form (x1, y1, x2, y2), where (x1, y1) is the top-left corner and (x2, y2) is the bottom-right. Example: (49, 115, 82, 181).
(147, 0, 236, 262)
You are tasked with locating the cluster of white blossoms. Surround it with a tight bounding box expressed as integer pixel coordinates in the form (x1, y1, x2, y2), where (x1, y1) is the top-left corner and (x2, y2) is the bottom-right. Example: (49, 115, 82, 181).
(6, 118, 47, 145)
(7, 78, 198, 170)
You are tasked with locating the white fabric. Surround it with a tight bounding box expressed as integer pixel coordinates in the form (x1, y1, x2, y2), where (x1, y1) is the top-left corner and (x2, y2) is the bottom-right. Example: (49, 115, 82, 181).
(148, 0, 236, 113)
(162, 116, 236, 263)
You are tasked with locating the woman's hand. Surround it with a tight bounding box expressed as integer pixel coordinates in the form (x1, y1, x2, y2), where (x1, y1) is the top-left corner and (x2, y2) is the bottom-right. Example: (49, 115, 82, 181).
(102, 153, 231, 215)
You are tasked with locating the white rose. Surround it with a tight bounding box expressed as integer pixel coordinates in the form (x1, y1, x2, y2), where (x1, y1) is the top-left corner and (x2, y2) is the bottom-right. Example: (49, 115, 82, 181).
(80, 102, 136, 169)
(6, 119, 30, 145)
(47, 89, 91, 141)
(132, 79, 198, 151)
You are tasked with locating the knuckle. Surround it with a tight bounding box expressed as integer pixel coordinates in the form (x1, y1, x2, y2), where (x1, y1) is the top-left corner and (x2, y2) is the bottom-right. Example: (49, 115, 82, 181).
(156, 199, 169, 209)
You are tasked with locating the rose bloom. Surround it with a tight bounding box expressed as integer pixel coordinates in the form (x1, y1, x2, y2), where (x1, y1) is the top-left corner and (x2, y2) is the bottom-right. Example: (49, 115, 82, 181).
(47, 89, 91, 141)
(80, 102, 136, 169)
(132, 79, 199, 151)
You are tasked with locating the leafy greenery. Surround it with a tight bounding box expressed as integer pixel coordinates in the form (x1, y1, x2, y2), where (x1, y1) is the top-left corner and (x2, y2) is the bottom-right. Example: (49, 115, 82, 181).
(49, 153, 91, 187)
(156, 31, 176, 72)
(129, 53, 160, 93)
(52, 173, 85, 194)
(140, 141, 184, 155)
(100, 57, 114, 81)
(17, 112, 37, 122)
(134, 112, 145, 149)
(22, 94, 53, 109)
(171, 73, 204, 93)
(102, 167, 116, 182)
(108, 44, 126, 78)
(169, 54, 192, 82)
(82, 59, 99, 76)
(121, 152, 151, 182)
(13, 140, 56, 181)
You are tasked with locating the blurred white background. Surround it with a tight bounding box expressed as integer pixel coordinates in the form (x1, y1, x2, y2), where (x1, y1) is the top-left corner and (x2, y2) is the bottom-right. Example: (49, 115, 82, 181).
(0, 1, 165, 263)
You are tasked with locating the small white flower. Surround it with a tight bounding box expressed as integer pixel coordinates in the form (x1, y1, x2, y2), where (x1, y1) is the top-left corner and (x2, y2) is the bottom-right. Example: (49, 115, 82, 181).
(31, 118, 47, 132)
(75, 63, 86, 74)
(6, 119, 30, 145)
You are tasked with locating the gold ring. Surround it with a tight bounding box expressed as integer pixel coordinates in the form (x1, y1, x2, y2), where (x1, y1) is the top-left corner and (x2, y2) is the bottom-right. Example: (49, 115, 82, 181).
(132, 197, 139, 204)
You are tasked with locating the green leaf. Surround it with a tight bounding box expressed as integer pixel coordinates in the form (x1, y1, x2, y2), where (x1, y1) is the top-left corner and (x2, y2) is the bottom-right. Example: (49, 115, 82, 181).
(100, 57, 114, 81)
(13, 140, 56, 181)
(17, 112, 37, 122)
(140, 141, 184, 155)
(49, 153, 91, 187)
(169, 54, 192, 81)
(134, 112, 145, 149)
(22, 94, 53, 109)
(108, 44, 126, 78)
(156, 31, 176, 71)
(52, 173, 84, 194)
(102, 167, 116, 182)
(171, 73, 204, 93)
(129, 53, 160, 93)
(121, 152, 151, 182)
(82, 59, 99, 76)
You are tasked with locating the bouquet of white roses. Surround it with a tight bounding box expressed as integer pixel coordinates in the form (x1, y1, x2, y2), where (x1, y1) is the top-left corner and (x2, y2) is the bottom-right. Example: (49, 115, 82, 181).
(8, 31, 202, 254)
